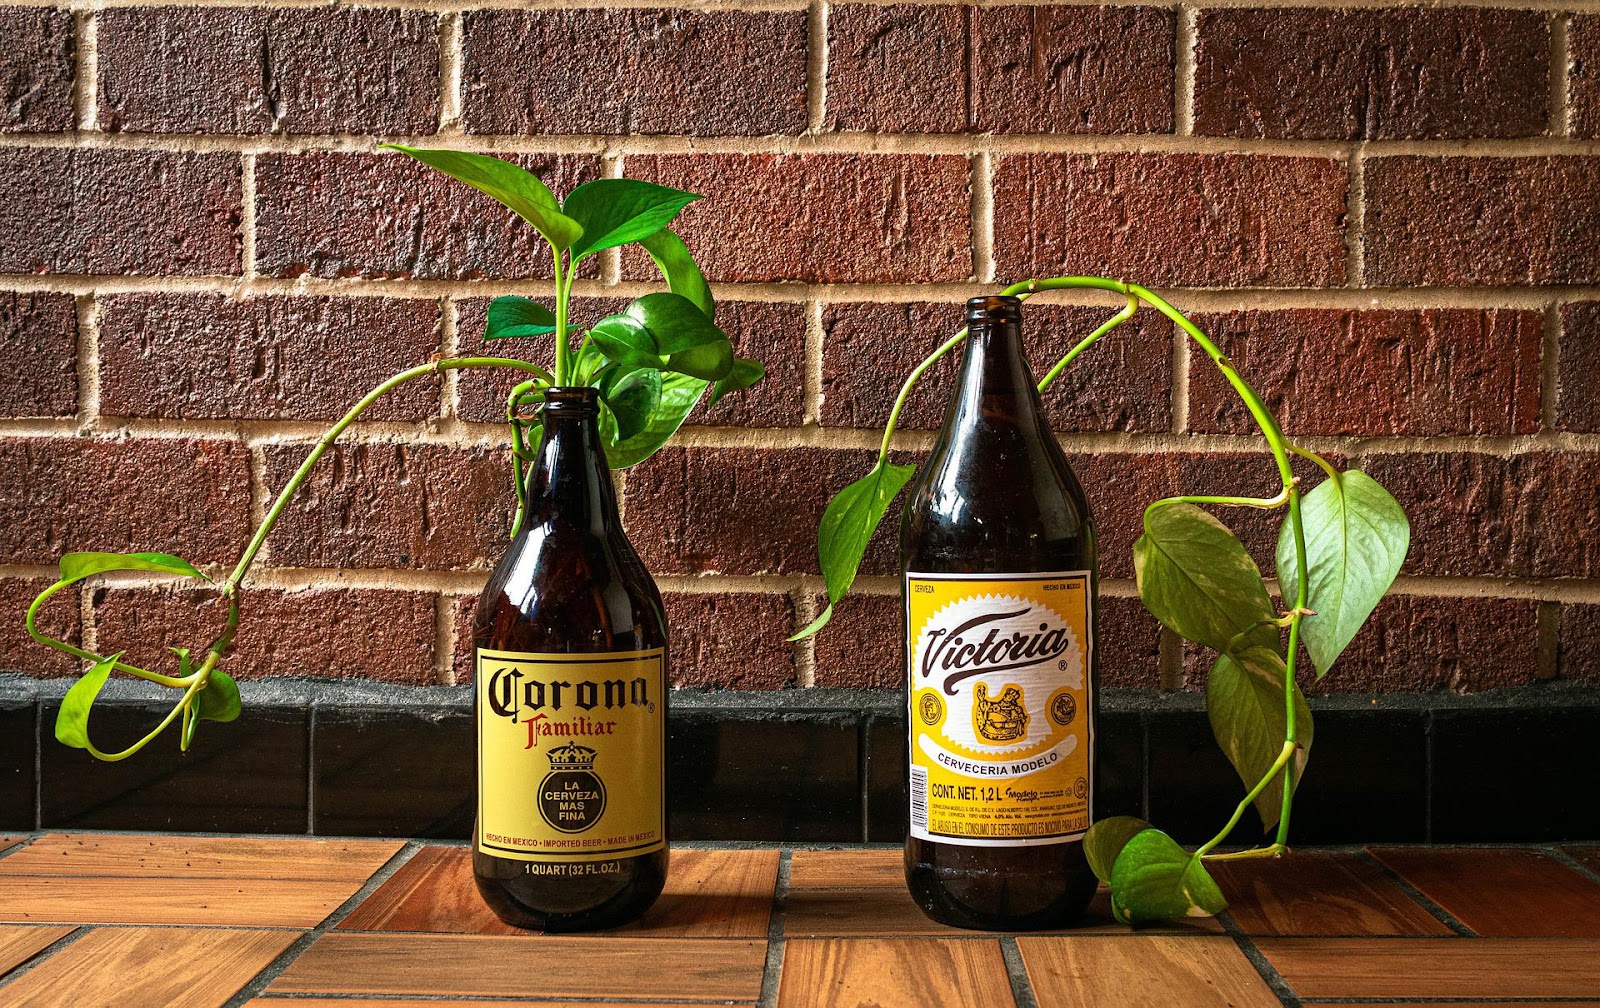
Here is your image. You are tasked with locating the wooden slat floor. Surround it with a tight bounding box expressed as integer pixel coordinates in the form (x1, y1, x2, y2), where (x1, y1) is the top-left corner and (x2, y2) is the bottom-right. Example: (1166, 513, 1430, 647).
(0, 834, 1598, 1006)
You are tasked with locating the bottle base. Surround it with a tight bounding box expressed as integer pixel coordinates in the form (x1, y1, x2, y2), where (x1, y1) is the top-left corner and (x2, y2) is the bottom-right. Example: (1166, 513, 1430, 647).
(473, 849, 669, 932)
(904, 843, 1098, 931)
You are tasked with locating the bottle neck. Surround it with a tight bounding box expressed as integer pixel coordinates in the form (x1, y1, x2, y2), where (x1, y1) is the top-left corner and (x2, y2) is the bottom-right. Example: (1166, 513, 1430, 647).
(952, 320, 1048, 431)
(523, 388, 619, 535)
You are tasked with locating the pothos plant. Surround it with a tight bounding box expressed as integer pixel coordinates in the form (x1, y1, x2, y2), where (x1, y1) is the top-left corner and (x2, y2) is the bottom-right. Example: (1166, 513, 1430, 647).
(22, 147, 761, 762)
(793, 276, 1410, 925)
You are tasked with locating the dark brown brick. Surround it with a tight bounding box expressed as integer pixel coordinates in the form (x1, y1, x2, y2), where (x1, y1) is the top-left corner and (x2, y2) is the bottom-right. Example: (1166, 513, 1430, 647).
(93, 584, 436, 684)
(970, 5, 1173, 134)
(1194, 9, 1548, 139)
(1188, 309, 1543, 437)
(1099, 595, 1164, 690)
(1314, 595, 1540, 694)
(0, 148, 241, 275)
(825, 5, 964, 133)
(97, 8, 439, 135)
(1364, 156, 1600, 286)
(0, 292, 76, 417)
(1559, 302, 1600, 432)
(623, 154, 972, 284)
(462, 9, 806, 136)
(451, 593, 480, 684)
(662, 591, 797, 689)
(98, 294, 442, 422)
(0, 436, 252, 565)
(0, 576, 82, 677)
(0, 7, 74, 132)
(1363, 451, 1600, 579)
(454, 297, 806, 429)
(812, 592, 900, 689)
(820, 300, 1172, 432)
(259, 442, 512, 571)
(253, 151, 601, 281)
(992, 153, 1348, 288)
(623, 446, 899, 577)
(1572, 15, 1600, 139)
(1560, 602, 1600, 682)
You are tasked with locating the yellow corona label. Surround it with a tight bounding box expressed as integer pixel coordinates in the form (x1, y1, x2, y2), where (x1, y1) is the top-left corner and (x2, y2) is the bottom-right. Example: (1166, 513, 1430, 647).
(906, 572, 1094, 846)
(476, 647, 666, 863)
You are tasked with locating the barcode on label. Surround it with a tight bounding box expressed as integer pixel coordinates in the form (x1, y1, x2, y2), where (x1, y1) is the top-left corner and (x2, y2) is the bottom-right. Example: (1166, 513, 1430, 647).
(909, 765, 929, 831)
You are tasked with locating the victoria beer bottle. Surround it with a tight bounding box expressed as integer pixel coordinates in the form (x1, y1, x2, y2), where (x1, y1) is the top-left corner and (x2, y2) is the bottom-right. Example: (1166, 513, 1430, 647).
(902, 295, 1099, 930)
(472, 387, 669, 931)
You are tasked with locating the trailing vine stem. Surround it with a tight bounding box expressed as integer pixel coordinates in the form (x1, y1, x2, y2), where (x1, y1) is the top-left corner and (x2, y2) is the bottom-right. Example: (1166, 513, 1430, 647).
(873, 276, 1325, 859)
(26, 355, 555, 755)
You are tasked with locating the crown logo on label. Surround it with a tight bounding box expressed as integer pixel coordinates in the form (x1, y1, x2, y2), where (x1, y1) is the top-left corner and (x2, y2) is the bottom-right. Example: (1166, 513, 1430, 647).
(546, 741, 598, 770)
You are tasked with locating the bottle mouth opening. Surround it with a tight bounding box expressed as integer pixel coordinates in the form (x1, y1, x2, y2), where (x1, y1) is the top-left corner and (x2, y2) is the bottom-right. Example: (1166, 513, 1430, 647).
(966, 295, 1023, 326)
(542, 386, 601, 414)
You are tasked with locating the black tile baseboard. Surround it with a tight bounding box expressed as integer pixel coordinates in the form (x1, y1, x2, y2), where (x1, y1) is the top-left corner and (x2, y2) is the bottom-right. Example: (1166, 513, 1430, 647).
(4, 675, 1599, 844)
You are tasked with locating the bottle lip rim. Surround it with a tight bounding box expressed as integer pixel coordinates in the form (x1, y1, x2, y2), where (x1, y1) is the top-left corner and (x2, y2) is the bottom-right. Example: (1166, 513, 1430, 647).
(966, 294, 1023, 324)
(541, 386, 601, 412)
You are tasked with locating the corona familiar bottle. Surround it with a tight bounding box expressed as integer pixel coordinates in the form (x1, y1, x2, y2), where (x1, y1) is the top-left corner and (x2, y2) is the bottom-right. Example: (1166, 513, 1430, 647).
(472, 386, 668, 931)
(901, 295, 1099, 930)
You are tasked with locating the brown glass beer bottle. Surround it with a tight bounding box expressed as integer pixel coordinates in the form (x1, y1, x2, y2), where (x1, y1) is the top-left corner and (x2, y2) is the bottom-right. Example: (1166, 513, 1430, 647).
(901, 295, 1099, 930)
(472, 386, 669, 931)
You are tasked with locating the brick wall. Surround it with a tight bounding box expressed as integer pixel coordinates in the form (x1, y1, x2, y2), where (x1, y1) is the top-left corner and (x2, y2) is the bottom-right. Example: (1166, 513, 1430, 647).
(1, 2, 1597, 697)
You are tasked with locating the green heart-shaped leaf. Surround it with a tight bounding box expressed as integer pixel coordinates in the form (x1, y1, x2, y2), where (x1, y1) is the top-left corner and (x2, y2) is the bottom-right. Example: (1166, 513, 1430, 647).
(381, 146, 582, 250)
(1207, 646, 1313, 831)
(1277, 470, 1410, 677)
(709, 357, 766, 409)
(624, 292, 727, 355)
(597, 370, 709, 469)
(196, 668, 241, 724)
(790, 459, 917, 641)
(1085, 816, 1154, 884)
(590, 314, 659, 372)
(1109, 828, 1227, 924)
(485, 296, 557, 341)
(58, 552, 207, 585)
(1134, 503, 1276, 653)
(562, 179, 700, 262)
(638, 228, 714, 320)
(599, 367, 663, 442)
(55, 652, 121, 750)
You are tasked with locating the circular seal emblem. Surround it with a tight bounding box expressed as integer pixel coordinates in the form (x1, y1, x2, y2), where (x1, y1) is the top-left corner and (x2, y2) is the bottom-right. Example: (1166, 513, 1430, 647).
(538, 742, 607, 833)
(1073, 776, 1089, 800)
(1049, 692, 1077, 727)
(918, 692, 943, 726)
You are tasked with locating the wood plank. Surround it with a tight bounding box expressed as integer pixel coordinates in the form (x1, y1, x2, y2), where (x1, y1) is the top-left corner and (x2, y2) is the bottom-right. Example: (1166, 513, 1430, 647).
(1019, 935, 1279, 1008)
(784, 885, 1220, 937)
(269, 933, 766, 1001)
(1257, 937, 1600, 999)
(789, 849, 904, 888)
(777, 938, 1014, 1008)
(0, 927, 295, 1007)
(0, 837, 24, 857)
(1372, 847, 1600, 936)
(339, 847, 777, 938)
(0, 876, 360, 927)
(244, 1002, 737, 1007)
(0, 925, 74, 975)
(1211, 851, 1450, 935)
(0, 834, 401, 882)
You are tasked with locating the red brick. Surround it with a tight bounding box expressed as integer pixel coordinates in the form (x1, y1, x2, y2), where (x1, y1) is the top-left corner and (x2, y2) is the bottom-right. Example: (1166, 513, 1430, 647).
(1314, 595, 1540, 694)
(622, 154, 972, 284)
(825, 5, 964, 133)
(0, 7, 74, 132)
(93, 584, 436, 684)
(820, 300, 1172, 432)
(462, 9, 806, 136)
(0, 292, 76, 417)
(98, 294, 442, 422)
(1364, 156, 1600, 286)
(1572, 15, 1600, 139)
(662, 591, 797, 689)
(1363, 451, 1600, 579)
(0, 148, 241, 276)
(451, 593, 480, 684)
(0, 576, 82, 677)
(0, 436, 252, 566)
(253, 151, 601, 281)
(970, 6, 1173, 135)
(992, 153, 1348, 288)
(454, 297, 806, 429)
(812, 590, 1160, 689)
(812, 592, 901, 689)
(1559, 302, 1600, 432)
(623, 446, 901, 577)
(97, 8, 439, 135)
(1195, 9, 1548, 139)
(259, 442, 512, 571)
(1560, 602, 1600, 682)
(1187, 309, 1543, 437)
